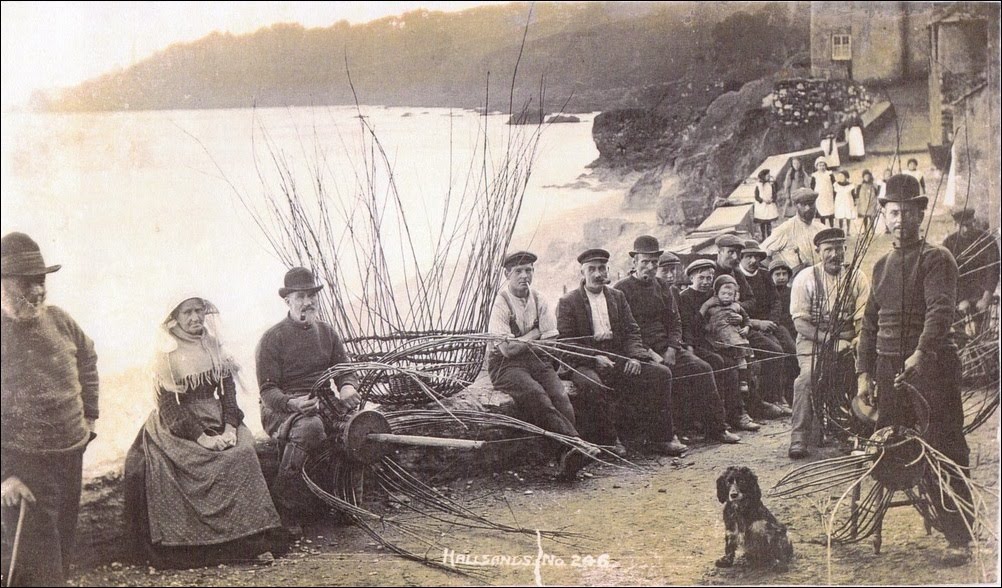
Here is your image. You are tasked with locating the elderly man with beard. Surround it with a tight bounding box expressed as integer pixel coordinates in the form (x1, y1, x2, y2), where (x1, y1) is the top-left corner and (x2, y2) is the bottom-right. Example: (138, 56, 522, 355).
(856, 175, 973, 566)
(556, 248, 687, 456)
(677, 259, 760, 433)
(256, 267, 361, 532)
(614, 236, 740, 445)
(711, 235, 788, 421)
(1, 233, 99, 586)
(761, 187, 828, 276)
(787, 228, 869, 459)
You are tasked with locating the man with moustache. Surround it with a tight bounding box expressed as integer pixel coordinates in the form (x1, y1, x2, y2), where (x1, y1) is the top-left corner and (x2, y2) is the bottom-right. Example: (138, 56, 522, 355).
(761, 187, 828, 276)
(556, 248, 687, 456)
(487, 251, 598, 479)
(613, 236, 739, 445)
(1, 232, 99, 586)
(257, 267, 360, 531)
(856, 175, 973, 566)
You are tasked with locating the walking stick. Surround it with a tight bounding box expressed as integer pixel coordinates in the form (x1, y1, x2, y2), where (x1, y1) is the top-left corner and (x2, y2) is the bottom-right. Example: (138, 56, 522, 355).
(6, 500, 28, 587)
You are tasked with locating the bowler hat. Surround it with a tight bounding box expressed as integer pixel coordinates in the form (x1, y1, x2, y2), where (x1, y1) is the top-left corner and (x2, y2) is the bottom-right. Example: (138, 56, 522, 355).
(577, 248, 610, 265)
(768, 259, 792, 274)
(629, 235, 664, 257)
(685, 259, 715, 276)
(658, 252, 681, 267)
(813, 227, 847, 248)
(714, 234, 745, 250)
(0, 232, 61, 278)
(713, 274, 738, 293)
(502, 250, 538, 269)
(279, 267, 324, 298)
(791, 187, 819, 204)
(878, 174, 927, 208)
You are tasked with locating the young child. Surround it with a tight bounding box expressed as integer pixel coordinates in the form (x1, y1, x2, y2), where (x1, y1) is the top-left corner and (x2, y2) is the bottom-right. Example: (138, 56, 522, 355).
(854, 169, 879, 232)
(810, 157, 836, 227)
(819, 119, 841, 169)
(753, 168, 780, 240)
(832, 170, 856, 236)
(904, 158, 927, 195)
(700, 275, 753, 391)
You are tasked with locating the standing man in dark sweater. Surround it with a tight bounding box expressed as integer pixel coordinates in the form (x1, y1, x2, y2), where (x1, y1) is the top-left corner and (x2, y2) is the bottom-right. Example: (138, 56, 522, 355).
(257, 267, 360, 531)
(1, 233, 99, 586)
(557, 248, 687, 456)
(712, 234, 787, 420)
(677, 259, 760, 432)
(856, 175, 972, 566)
(739, 240, 796, 411)
(614, 236, 739, 445)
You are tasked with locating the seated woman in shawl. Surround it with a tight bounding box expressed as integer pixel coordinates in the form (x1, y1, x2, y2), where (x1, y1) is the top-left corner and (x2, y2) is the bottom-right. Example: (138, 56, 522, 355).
(124, 296, 283, 568)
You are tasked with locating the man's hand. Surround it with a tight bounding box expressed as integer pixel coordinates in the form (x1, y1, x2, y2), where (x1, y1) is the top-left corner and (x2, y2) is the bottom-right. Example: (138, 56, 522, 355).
(1, 477, 35, 508)
(958, 299, 971, 315)
(288, 395, 320, 416)
(86, 417, 97, 434)
(196, 433, 228, 451)
(624, 358, 642, 376)
(836, 339, 854, 355)
(857, 372, 875, 407)
(594, 355, 615, 371)
(895, 350, 930, 388)
(725, 312, 742, 326)
(662, 347, 677, 367)
(337, 384, 361, 413)
(976, 291, 992, 313)
(749, 319, 776, 333)
(220, 424, 237, 449)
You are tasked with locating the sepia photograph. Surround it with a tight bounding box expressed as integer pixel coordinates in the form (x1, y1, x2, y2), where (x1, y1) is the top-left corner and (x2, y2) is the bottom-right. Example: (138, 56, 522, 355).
(1, 1, 999, 586)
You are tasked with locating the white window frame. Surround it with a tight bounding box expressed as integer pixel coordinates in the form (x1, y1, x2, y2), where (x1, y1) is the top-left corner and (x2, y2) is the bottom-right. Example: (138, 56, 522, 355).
(832, 33, 852, 61)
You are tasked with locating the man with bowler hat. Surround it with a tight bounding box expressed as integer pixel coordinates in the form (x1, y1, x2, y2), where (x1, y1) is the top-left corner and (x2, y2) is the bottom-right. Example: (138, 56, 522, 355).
(1, 232, 99, 586)
(856, 175, 973, 566)
(256, 267, 360, 532)
(556, 248, 687, 456)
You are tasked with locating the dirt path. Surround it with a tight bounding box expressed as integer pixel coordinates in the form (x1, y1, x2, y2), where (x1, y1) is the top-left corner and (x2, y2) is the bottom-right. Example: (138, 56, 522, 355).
(69, 408, 999, 587)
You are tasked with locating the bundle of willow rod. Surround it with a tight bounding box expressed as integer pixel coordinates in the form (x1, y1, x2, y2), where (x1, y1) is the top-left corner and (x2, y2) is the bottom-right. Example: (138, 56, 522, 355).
(953, 296, 1000, 433)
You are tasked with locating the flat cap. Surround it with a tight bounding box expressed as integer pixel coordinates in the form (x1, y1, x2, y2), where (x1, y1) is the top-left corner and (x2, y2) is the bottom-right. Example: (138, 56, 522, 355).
(714, 234, 745, 250)
(950, 207, 976, 223)
(502, 250, 538, 269)
(813, 227, 846, 248)
(577, 248, 610, 265)
(685, 258, 715, 276)
(791, 187, 819, 204)
(768, 259, 792, 274)
(658, 251, 681, 267)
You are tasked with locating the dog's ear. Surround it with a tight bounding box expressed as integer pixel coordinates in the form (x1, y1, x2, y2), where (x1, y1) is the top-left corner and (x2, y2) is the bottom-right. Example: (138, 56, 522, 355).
(716, 469, 731, 503)
(744, 468, 762, 502)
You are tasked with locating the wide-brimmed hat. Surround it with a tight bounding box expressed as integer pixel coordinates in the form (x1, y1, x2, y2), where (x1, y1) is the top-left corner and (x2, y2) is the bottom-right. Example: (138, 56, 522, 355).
(629, 235, 664, 257)
(577, 248, 610, 265)
(791, 187, 819, 204)
(502, 250, 538, 269)
(814, 227, 847, 248)
(741, 240, 767, 259)
(685, 259, 715, 276)
(851, 395, 878, 424)
(279, 267, 324, 298)
(658, 252, 681, 267)
(0, 232, 61, 278)
(878, 174, 927, 208)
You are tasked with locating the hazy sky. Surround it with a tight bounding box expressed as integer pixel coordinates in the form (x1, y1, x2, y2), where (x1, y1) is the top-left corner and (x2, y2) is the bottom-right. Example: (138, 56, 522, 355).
(0, 1, 501, 108)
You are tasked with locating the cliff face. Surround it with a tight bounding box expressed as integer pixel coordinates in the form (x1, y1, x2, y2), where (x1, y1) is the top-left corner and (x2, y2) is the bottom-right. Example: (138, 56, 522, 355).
(591, 110, 672, 170)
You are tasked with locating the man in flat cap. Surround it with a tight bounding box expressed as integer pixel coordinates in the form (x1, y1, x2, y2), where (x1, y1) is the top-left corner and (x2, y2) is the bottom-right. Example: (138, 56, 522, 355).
(711, 234, 788, 421)
(1, 232, 99, 586)
(257, 267, 360, 532)
(614, 237, 740, 445)
(557, 248, 687, 456)
(787, 227, 869, 459)
(943, 207, 999, 322)
(761, 187, 828, 276)
(738, 239, 796, 413)
(676, 259, 760, 432)
(487, 251, 597, 479)
(856, 175, 973, 565)
(655, 251, 682, 300)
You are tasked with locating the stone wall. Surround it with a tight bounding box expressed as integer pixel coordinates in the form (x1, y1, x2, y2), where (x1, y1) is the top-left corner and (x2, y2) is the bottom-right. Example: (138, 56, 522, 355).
(770, 78, 874, 127)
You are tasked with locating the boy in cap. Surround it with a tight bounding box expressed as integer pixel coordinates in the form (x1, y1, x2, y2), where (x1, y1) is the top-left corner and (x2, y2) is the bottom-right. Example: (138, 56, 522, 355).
(487, 251, 597, 480)
(1, 232, 99, 586)
(556, 248, 686, 456)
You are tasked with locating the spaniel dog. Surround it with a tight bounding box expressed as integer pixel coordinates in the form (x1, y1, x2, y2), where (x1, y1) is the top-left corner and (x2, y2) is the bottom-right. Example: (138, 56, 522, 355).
(715, 466, 793, 570)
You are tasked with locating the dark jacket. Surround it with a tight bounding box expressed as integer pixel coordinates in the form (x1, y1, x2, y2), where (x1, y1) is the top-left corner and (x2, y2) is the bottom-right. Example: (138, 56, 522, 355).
(556, 285, 648, 367)
(678, 287, 713, 352)
(613, 275, 683, 355)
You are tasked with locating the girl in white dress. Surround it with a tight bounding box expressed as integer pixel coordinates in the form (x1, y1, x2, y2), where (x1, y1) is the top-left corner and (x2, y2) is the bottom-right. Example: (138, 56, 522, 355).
(833, 170, 857, 235)
(810, 157, 836, 227)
